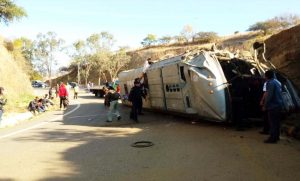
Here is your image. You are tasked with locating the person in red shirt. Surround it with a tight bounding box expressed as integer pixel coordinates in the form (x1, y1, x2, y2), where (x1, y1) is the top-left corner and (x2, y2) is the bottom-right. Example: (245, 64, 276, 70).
(116, 84, 121, 94)
(58, 82, 69, 110)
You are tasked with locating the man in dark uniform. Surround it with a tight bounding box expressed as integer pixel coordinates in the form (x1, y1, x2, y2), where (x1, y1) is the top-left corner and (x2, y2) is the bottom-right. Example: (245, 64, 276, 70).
(128, 78, 144, 122)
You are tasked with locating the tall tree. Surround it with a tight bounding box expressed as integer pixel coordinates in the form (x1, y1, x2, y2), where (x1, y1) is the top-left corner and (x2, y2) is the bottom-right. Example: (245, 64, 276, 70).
(13, 37, 42, 80)
(14, 37, 34, 62)
(86, 32, 115, 84)
(71, 40, 86, 85)
(106, 48, 131, 81)
(180, 25, 194, 42)
(32, 32, 64, 86)
(0, 0, 27, 25)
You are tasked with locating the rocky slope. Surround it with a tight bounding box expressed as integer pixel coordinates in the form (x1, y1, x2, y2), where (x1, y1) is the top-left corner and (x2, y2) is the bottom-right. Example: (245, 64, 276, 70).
(265, 25, 300, 89)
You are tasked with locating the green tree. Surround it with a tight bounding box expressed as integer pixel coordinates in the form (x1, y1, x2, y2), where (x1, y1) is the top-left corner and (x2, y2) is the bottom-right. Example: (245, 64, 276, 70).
(158, 36, 172, 45)
(71, 40, 86, 85)
(141, 34, 157, 47)
(106, 48, 131, 81)
(173, 35, 186, 44)
(13, 37, 43, 80)
(85, 32, 115, 84)
(247, 14, 300, 35)
(0, 0, 27, 25)
(14, 37, 34, 62)
(32, 32, 64, 86)
(194, 32, 219, 43)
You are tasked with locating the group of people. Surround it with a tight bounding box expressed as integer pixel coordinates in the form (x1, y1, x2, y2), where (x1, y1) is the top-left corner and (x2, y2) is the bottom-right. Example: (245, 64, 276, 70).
(104, 78, 146, 123)
(28, 94, 54, 114)
(27, 81, 79, 114)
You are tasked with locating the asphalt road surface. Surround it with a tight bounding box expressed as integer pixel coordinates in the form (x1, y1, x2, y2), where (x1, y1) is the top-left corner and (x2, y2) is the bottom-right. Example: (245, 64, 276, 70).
(0, 93, 299, 181)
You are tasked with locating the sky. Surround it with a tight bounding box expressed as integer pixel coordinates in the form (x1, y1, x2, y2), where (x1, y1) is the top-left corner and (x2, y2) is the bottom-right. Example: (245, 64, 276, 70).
(1, 0, 300, 68)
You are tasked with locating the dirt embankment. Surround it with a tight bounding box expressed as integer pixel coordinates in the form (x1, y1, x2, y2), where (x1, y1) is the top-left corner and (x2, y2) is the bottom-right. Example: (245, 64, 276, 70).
(265, 25, 300, 89)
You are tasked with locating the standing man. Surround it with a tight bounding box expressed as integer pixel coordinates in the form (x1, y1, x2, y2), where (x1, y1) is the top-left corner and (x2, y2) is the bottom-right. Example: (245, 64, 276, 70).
(259, 81, 269, 135)
(58, 82, 69, 110)
(263, 70, 283, 144)
(128, 78, 144, 122)
(0, 87, 7, 124)
(74, 84, 79, 99)
(106, 87, 121, 122)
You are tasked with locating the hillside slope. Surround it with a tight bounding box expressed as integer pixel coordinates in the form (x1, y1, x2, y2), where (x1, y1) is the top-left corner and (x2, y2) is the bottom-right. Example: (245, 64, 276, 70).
(265, 25, 300, 89)
(0, 37, 33, 112)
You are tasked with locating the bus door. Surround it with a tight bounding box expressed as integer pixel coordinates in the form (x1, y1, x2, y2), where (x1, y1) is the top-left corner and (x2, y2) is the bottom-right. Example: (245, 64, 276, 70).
(162, 64, 186, 112)
(147, 68, 167, 110)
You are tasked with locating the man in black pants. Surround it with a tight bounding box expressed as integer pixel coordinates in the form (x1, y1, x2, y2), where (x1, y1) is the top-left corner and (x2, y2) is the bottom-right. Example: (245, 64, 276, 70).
(128, 79, 144, 122)
(263, 70, 283, 144)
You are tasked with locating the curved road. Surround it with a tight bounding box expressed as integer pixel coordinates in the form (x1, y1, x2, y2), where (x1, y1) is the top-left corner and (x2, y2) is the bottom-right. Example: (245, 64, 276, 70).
(0, 93, 300, 181)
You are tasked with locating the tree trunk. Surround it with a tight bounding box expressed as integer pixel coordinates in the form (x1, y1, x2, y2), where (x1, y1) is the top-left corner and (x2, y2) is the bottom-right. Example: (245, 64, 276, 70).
(98, 71, 101, 86)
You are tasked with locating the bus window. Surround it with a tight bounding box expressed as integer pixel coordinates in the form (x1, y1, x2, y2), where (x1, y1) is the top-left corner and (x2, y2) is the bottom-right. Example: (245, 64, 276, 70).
(180, 66, 186, 82)
(186, 96, 191, 107)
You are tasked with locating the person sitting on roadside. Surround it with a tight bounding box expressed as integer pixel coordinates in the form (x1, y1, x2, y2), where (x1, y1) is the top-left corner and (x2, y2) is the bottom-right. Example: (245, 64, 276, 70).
(28, 97, 38, 115)
(37, 99, 46, 112)
(42, 94, 54, 107)
(0, 87, 7, 124)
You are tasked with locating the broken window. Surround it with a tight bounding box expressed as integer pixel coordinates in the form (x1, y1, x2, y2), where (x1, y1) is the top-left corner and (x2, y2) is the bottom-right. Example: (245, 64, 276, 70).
(180, 66, 186, 82)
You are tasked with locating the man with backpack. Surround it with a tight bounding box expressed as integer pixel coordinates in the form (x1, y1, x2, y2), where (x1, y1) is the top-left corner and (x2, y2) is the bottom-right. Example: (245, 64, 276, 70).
(106, 86, 121, 122)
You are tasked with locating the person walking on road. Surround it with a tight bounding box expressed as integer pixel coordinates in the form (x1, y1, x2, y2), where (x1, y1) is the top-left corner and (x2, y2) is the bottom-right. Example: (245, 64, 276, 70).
(106, 87, 121, 122)
(128, 78, 144, 122)
(263, 70, 284, 144)
(58, 82, 69, 110)
(74, 85, 79, 99)
(0, 87, 7, 124)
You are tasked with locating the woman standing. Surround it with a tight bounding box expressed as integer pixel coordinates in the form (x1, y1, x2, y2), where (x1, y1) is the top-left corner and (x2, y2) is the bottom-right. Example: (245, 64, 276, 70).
(0, 87, 7, 124)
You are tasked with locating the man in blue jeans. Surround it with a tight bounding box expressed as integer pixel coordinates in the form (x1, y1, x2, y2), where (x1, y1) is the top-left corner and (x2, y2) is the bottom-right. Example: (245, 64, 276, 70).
(263, 70, 283, 144)
(106, 87, 121, 122)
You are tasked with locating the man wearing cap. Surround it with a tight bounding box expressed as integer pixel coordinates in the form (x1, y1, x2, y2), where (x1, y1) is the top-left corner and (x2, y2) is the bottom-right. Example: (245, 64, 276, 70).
(106, 86, 121, 122)
(128, 78, 144, 122)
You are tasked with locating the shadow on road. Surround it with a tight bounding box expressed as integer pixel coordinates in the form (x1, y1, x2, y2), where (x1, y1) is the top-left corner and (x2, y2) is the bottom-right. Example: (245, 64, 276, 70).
(9, 95, 270, 180)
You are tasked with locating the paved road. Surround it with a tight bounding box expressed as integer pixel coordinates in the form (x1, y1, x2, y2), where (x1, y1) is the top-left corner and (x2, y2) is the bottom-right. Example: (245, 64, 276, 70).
(0, 93, 300, 181)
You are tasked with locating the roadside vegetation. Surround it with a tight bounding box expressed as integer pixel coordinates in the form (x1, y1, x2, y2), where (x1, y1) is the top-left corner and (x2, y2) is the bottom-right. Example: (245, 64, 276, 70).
(0, 37, 33, 112)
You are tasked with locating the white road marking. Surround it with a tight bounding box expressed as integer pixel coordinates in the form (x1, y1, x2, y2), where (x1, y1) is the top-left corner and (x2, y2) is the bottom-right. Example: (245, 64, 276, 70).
(0, 100, 81, 140)
(67, 114, 105, 119)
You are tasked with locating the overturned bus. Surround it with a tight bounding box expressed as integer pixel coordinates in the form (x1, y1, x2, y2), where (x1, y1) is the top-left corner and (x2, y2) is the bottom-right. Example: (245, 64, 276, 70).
(118, 44, 300, 122)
